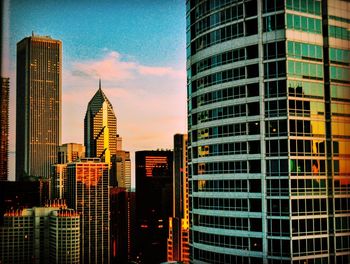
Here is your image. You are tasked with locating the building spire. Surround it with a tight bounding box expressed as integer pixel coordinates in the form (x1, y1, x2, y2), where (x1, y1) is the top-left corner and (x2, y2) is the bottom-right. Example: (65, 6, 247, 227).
(99, 78, 101, 90)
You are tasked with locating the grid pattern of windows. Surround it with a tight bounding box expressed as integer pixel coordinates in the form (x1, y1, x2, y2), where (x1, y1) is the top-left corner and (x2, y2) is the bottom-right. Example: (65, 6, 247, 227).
(187, 0, 350, 262)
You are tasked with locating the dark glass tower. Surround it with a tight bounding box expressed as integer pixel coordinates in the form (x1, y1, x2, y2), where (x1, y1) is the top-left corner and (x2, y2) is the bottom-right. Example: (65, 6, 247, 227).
(135, 150, 173, 264)
(186, 0, 350, 263)
(16, 34, 61, 180)
(0, 77, 9, 181)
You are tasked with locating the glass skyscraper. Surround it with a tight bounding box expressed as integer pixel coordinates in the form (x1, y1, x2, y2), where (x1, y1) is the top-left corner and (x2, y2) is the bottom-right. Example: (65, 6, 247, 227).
(16, 34, 62, 180)
(186, 0, 350, 263)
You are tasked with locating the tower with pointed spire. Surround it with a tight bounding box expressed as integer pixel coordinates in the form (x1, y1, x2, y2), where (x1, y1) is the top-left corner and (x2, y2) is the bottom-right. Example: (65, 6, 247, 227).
(84, 80, 117, 164)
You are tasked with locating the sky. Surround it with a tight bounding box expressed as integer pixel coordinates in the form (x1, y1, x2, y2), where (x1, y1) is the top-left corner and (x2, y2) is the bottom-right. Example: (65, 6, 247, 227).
(3, 0, 187, 184)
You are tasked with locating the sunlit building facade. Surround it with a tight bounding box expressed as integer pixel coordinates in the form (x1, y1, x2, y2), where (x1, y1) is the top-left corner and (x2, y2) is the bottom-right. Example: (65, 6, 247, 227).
(66, 158, 110, 264)
(168, 134, 190, 263)
(51, 143, 85, 199)
(0, 201, 80, 264)
(186, 0, 350, 263)
(0, 77, 9, 181)
(84, 80, 117, 165)
(114, 150, 131, 189)
(57, 143, 85, 164)
(16, 34, 62, 180)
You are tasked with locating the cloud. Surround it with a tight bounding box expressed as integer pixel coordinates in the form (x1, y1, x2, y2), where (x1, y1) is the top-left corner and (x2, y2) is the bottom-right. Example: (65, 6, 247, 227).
(70, 50, 183, 82)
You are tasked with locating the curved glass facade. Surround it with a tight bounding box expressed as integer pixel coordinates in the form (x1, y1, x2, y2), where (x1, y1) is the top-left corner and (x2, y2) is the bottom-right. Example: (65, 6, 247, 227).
(187, 0, 350, 263)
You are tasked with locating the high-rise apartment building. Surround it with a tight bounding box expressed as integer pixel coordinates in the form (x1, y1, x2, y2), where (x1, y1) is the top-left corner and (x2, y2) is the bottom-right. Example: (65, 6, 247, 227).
(65, 158, 110, 264)
(186, 1, 350, 263)
(84, 80, 117, 164)
(16, 33, 62, 180)
(0, 77, 9, 181)
(135, 150, 173, 263)
(0, 200, 80, 264)
(168, 134, 190, 263)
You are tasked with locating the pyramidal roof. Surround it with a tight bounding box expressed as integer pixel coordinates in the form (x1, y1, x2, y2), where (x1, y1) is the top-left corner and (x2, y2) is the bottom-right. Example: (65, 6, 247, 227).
(86, 79, 114, 116)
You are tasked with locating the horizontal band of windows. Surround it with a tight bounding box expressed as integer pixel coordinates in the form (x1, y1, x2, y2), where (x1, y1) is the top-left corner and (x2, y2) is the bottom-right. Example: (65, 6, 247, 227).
(288, 81, 325, 98)
(188, 0, 242, 24)
(287, 41, 323, 61)
(286, 13, 322, 34)
(191, 83, 259, 109)
(286, 0, 321, 15)
(190, 19, 258, 56)
(191, 45, 258, 76)
(329, 25, 350, 41)
(193, 213, 262, 232)
(193, 197, 262, 213)
(193, 179, 261, 193)
(330, 47, 350, 65)
(291, 198, 327, 217)
(288, 60, 324, 79)
(292, 218, 328, 237)
(193, 121, 260, 142)
(191, 64, 259, 93)
(193, 140, 260, 158)
(290, 159, 326, 176)
(289, 119, 325, 137)
(192, 102, 259, 125)
(192, 245, 264, 264)
(191, 3, 244, 39)
(194, 160, 261, 175)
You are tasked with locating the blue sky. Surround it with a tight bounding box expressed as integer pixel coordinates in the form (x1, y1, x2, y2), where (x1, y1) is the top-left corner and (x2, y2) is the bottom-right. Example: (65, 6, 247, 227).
(5, 0, 187, 182)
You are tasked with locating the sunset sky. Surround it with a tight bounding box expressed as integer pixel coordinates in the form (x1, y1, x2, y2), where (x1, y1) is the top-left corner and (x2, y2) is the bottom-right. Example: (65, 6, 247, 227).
(4, 0, 187, 182)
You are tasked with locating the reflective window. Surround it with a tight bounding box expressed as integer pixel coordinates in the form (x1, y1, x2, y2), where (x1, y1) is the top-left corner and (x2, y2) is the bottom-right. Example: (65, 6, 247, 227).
(286, 14, 322, 34)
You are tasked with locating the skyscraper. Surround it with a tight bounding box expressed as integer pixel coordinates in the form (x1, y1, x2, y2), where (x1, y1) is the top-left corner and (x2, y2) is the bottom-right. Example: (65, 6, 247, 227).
(186, 1, 350, 263)
(16, 33, 62, 181)
(167, 134, 190, 263)
(0, 77, 9, 181)
(135, 150, 173, 263)
(84, 80, 117, 164)
(65, 158, 110, 264)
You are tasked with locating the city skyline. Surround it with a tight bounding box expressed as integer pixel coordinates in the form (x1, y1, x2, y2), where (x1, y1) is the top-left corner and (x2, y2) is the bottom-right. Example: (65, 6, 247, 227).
(2, 0, 187, 182)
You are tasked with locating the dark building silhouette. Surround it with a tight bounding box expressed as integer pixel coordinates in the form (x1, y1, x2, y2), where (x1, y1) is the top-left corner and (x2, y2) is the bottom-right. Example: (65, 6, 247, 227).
(135, 150, 173, 264)
(16, 34, 61, 181)
(0, 77, 9, 181)
(0, 180, 49, 224)
(110, 187, 136, 264)
(167, 134, 189, 263)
